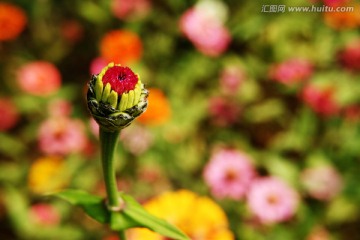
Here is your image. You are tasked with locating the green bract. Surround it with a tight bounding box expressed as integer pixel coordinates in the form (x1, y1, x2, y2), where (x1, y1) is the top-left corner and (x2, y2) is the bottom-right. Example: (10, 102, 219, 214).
(87, 63, 148, 132)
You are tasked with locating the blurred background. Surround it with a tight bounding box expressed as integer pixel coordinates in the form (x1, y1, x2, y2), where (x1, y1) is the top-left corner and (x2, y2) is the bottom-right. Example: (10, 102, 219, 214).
(1, 0, 360, 239)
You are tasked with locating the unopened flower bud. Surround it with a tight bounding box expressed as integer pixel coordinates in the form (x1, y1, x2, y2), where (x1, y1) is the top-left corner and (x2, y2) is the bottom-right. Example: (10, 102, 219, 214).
(87, 63, 148, 132)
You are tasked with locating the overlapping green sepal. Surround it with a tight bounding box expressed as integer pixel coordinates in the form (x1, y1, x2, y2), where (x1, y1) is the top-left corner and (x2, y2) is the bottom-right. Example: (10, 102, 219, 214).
(87, 74, 148, 132)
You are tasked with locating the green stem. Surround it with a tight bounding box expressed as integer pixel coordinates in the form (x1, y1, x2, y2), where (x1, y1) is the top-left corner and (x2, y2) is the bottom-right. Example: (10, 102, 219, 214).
(118, 230, 126, 240)
(99, 128, 121, 208)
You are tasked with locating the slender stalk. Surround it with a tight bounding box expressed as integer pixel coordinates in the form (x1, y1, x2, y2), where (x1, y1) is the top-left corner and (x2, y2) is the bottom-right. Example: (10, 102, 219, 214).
(99, 128, 121, 208)
(118, 230, 126, 240)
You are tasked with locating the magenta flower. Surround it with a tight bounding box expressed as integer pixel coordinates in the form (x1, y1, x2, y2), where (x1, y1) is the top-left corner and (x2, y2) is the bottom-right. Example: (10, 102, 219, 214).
(301, 165, 343, 201)
(0, 98, 19, 131)
(269, 58, 313, 85)
(209, 96, 241, 126)
(220, 65, 245, 95)
(301, 84, 339, 116)
(38, 117, 87, 156)
(247, 177, 299, 224)
(203, 148, 256, 200)
(90, 57, 108, 75)
(29, 203, 60, 226)
(179, 1, 230, 57)
(338, 40, 360, 71)
(17, 61, 61, 96)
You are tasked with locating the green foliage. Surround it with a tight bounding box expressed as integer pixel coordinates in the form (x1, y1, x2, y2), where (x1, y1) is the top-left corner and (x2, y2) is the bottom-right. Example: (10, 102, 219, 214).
(54, 189, 189, 240)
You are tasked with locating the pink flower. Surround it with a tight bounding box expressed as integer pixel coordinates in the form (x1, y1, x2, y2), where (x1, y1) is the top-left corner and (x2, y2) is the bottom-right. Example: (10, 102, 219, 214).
(89, 118, 99, 137)
(301, 166, 343, 201)
(247, 177, 299, 224)
(111, 0, 151, 20)
(220, 65, 245, 95)
(301, 84, 339, 116)
(17, 61, 61, 96)
(29, 203, 60, 226)
(338, 40, 360, 71)
(90, 57, 108, 75)
(47, 99, 72, 117)
(269, 59, 313, 85)
(209, 97, 241, 126)
(38, 117, 87, 156)
(0, 98, 19, 131)
(120, 124, 153, 155)
(180, 2, 230, 57)
(203, 148, 256, 200)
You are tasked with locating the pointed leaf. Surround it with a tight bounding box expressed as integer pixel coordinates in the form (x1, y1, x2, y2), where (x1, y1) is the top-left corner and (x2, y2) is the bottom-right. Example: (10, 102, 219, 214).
(109, 211, 139, 231)
(53, 189, 109, 223)
(121, 193, 190, 240)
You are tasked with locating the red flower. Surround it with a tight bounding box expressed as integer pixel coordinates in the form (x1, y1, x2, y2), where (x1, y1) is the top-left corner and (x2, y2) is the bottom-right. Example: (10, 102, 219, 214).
(301, 85, 339, 116)
(338, 40, 360, 71)
(102, 66, 138, 95)
(209, 97, 241, 126)
(0, 98, 19, 131)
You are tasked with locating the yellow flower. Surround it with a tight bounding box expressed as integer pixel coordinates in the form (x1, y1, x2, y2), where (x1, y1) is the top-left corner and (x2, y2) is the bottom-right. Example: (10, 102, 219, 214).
(128, 190, 234, 240)
(28, 156, 67, 194)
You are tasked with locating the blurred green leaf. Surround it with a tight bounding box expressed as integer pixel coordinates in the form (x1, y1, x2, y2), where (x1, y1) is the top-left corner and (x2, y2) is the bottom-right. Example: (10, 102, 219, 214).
(2, 186, 31, 236)
(264, 155, 299, 185)
(245, 99, 285, 123)
(326, 197, 359, 224)
(54, 189, 109, 223)
(120, 193, 190, 240)
(0, 133, 26, 157)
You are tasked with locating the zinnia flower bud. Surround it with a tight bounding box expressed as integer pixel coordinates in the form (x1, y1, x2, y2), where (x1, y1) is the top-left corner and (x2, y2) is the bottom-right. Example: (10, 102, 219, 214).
(87, 62, 148, 132)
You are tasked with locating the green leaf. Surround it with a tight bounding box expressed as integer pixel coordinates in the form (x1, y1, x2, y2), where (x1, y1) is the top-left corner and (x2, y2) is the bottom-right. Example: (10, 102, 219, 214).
(2, 185, 32, 236)
(0, 133, 26, 158)
(120, 193, 190, 240)
(53, 189, 109, 223)
(54, 190, 190, 240)
(109, 211, 139, 231)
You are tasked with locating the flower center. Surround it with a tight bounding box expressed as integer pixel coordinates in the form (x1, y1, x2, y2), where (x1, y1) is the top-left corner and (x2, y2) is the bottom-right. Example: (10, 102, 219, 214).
(267, 194, 279, 205)
(102, 66, 138, 95)
(224, 169, 237, 182)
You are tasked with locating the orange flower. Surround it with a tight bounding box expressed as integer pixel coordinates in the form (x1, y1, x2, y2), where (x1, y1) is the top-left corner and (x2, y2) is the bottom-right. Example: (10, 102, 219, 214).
(100, 30, 142, 65)
(0, 3, 27, 41)
(137, 88, 171, 125)
(324, 4, 360, 29)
